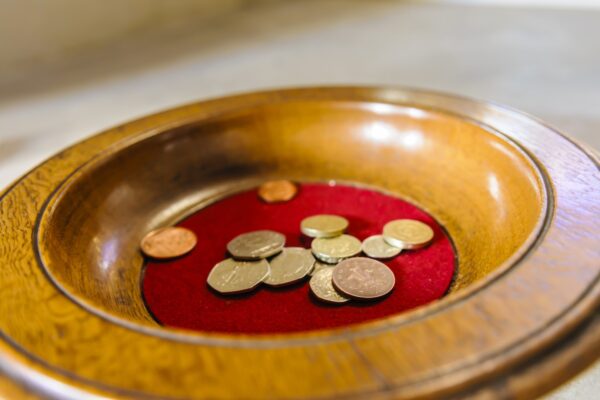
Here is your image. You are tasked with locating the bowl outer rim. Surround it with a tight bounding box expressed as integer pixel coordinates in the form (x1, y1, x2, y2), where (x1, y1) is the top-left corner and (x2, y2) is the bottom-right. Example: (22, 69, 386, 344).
(0, 86, 598, 399)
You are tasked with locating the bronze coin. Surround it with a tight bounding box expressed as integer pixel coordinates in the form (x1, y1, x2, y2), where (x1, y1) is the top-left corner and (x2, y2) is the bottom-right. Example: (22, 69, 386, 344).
(140, 227, 197, 259)
(258, 180, 298, 203)
(332, 257, 395, 300)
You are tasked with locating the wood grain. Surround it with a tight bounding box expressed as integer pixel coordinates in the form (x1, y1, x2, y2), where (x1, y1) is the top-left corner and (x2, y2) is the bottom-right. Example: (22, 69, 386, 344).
(0, 87, 598, 399)
(37, 98, 545, 325)
(0, 373, 40, 400)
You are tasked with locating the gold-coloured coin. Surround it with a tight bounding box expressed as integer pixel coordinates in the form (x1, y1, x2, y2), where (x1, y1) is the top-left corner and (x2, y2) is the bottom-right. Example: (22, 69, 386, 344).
(383, 219, 434, 249)
(309, 260, 336, 276)
(332, 257, 395, 300)
(309, 267, 349, 304)
(263, 248, 315, 287)
(362, 235, 401, 259)
(227, 230, 285, 260)
(206, 258, 270, 294)
(258, 180, 298, 203)
(140, 227, 197, 259)
(311, 234, 361, 264)
(300, 214, 349, 238)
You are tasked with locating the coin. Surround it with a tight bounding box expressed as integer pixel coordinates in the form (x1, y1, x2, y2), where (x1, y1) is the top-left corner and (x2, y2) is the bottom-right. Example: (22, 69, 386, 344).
(332, 257, 395, 300)
(258, 180, 298, 203)
(383, 219, 434, 249)
(140, 227, 197, 259)
(362, 235, 401, 259)
(300, 214, 349, 238)
(227, 230, 285, 260)
(207, 258, 270, 294)
(311, 234, 361, 264)
(263, 248, 315, 287)
(309, 260, 336, 276)
(309, 267, 350, 304)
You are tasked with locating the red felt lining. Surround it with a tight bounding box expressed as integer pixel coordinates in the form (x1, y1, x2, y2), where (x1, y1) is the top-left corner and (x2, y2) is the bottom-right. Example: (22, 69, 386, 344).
(142, 183, 456, 334)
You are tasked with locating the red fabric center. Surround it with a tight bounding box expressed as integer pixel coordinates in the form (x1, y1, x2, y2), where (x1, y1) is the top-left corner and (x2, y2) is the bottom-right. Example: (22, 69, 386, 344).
(142, 183, 455, 334)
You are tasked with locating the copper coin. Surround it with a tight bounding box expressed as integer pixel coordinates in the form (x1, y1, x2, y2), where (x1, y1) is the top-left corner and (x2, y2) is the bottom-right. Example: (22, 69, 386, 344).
(140, 227, 197, 259)
(258, 180, 298, 203)
(332, 257, 395, 300)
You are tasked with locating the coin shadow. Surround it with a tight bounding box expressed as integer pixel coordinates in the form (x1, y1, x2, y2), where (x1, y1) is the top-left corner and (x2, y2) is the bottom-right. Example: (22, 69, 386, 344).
(141, 251, 193, 264)
(205, 283, 260, 300)
(261, 278, 311, 293)
(299, 235, 313, 248)
(307, 291, 349, 308)
(341, 215, 372, 237)
(345, 291, 394, 307)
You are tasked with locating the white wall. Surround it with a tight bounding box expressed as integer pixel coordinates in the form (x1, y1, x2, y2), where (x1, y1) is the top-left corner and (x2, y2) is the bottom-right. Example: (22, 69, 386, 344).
(0, 0, 259, 84)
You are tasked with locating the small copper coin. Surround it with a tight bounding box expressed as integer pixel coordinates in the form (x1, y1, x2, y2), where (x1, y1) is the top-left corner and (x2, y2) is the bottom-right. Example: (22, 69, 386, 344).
(332, 257, 395, 300)
(140, 227, 197, 259)
(383, 219, 434, 249)
(258, 180, 298, 203)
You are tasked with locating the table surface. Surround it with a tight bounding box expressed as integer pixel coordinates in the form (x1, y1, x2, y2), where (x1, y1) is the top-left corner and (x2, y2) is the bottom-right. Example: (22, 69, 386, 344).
(0, 1, 597, 398)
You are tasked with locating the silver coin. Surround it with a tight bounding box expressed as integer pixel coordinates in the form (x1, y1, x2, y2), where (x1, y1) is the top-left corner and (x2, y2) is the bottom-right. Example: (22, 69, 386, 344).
(309, 260, 336, 276)
(226, 230, 285, 260)
(309, 267, 349, 304)
(311, 234, 362, 264)
(362, 235, 401, 259)
(300, 214, 349, 238)
(263, 248, 315, 287)
(207, 258, 270, 294)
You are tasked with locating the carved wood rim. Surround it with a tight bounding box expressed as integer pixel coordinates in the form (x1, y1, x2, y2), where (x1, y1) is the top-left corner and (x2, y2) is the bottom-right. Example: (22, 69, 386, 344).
(0, 86, 598, 399)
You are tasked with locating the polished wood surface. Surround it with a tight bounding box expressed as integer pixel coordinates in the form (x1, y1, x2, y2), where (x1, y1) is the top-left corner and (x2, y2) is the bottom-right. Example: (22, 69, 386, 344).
(0, 87, 598, 399)
(38, 98, 544, 324)
(0, 373, 40, 400)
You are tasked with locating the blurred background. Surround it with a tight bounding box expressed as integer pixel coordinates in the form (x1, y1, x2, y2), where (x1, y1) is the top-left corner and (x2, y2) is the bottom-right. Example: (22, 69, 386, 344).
(0, 0, 598, 397)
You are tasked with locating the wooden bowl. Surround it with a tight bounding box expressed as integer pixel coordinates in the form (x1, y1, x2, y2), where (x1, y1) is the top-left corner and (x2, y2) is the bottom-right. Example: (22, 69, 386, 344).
(0, 87, 598, 399)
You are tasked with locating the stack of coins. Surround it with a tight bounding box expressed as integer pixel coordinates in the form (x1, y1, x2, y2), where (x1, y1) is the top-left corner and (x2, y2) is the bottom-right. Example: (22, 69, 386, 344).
(302, 214, 430, 304)
(203, 211, 433, 304)
(306, 215, 434, 303)
(141, 180, 436, 306)
(206, 229, 313, 294)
